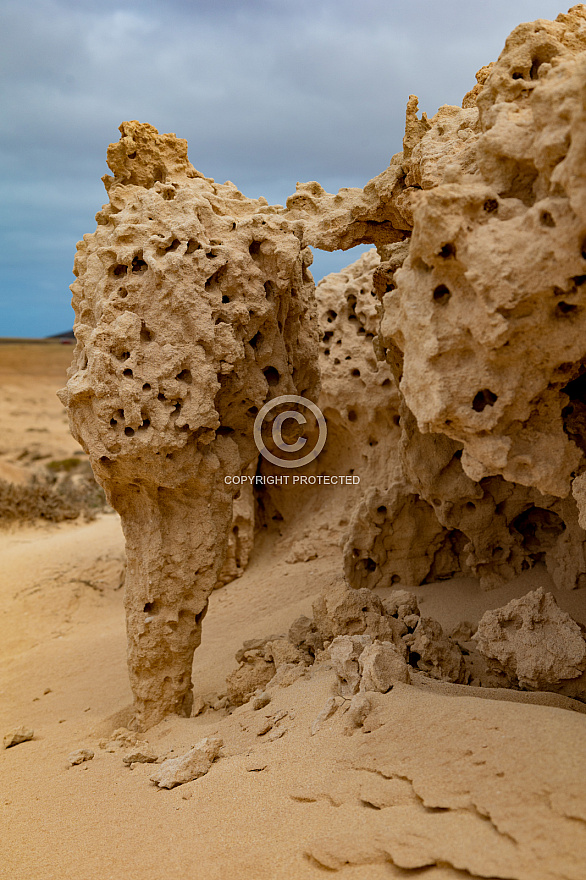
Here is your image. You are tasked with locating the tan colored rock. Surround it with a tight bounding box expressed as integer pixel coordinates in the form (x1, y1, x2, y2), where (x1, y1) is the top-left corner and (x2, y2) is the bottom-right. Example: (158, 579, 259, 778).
(68, 749, 94, 766)
(3, 726, 34, 749)
(473, 587, 586, 689)
(312, 580, 405, 652)
(408, 618, 466, 684)
(358, 641, 410, 692)
(122, 747, 157, 765)
(329, 634, 372, 696)
(265, 638, 307, 668)
(226, 657, 276, 707)
(150, 735, 222, 789)
(380, 8, 586, 501)
(59, 121, 319, 729)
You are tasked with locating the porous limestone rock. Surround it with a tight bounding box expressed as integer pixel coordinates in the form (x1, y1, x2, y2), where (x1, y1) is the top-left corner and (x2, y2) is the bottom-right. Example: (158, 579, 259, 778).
(329, 634, 372, 696)
(407, 617, 467, 684)
(59, 121, 319, 729)
(68, 749, 94, 766)
(3, 726, 34, 749)
(256, 248, 402, 560)
(150, 735, 223, 789)
(380, 8, 586, 501)
(473, 587, 586, 690)
(312, 580, 405, 652)
(358, 641, 410, 691)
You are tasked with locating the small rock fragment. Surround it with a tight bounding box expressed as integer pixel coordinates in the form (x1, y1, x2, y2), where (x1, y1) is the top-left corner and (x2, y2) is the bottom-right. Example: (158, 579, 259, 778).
(123, 747, 157, 765)
(330, 634, 372, 696)
(265, 638, 308, 668)
(383, 590, 419, 619)
(256, 719, 273, 737)
(252, 692, 271, 710)
(226, 657, 276, 706)
(408, 617, 466, 683)
(150, 735, 223, 789)
(359, 640, 410, 692)
(345, 693, 372, 730)
(191, 695, 206, 717)
(311, 697, 338, 735)
(68, 749, 94, 765)
(266, 727, 286, 742)
(3, 727, 34, 749)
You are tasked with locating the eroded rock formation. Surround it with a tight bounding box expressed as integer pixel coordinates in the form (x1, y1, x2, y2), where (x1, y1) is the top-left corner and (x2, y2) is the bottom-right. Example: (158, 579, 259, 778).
(60, 121, 319, 728)
(62, 6, 586, 726)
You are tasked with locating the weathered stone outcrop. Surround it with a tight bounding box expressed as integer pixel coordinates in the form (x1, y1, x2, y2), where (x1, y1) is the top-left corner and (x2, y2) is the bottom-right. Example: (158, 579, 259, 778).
(59, 121, 319, 728)
(473, 587, 586, 693)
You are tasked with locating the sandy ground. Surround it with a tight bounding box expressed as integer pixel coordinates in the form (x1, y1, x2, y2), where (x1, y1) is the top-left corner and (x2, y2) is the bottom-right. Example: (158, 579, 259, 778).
(1, 343, 586, 880)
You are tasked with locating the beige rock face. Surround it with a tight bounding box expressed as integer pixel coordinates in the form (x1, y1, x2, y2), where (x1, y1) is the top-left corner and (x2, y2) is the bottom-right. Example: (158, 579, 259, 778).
(61, 7, 586, 728)
(380, 8, 586, 502)
(59, 121, 319, 729)
(473, 587, 586, 689)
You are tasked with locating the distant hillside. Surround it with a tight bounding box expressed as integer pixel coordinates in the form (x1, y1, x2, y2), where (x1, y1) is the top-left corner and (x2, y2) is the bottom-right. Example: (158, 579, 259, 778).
(46, 330, 75, 339)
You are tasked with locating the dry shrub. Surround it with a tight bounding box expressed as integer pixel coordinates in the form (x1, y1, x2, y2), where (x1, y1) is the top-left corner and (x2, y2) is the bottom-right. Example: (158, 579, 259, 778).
(0, 460, 107, 526)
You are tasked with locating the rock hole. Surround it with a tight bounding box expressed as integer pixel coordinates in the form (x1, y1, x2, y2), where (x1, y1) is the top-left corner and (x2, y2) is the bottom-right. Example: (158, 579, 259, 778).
(176, 369, 192, 383)
(221, 294, 230, 303)
(439, 243, 456, 258)
(465, 502, 476, 511)
(110, 418, 117, 427)
(124, 427, 135, 436)
(540, 211, 555, 228)
(511, 70, 524, 80)
(143, 601, 157, 614)
(472, 389, 498, 412)
(131, 254, 148, 273)
(217, 426, 235, 436)
(143, 383, 151, 391)
(453, 449, 463, 460)
(348, 409, 357, 422)
(249, 332, 262, 349)
(483, 198, 498, 213)
(141, 418, 150, 429)
(165, 239, 181, 253)
(556, 301, 578, 316)
(326, 310, 337, 323)
(123, 368, 133, 378)
(364, 558, 376, 572)
(263, 367, 280, 387)
(140, 324, 154, 343)
(118, 288, 128, 298)
(393, 415, 400, 426)
(158, 393, 166, 402)
(127, 151, 137, 159)
(249, 240, 262, 257)
(351, 368, 361, 377)
(248, 406, 259, 416)
(382, 378, 391, 387)
(377, 505, 387, 514)
(433, 284, 451, 304)
(186, 239, 200, 254)
(99, 456, 112, 464)
(112, 264, 127, 276)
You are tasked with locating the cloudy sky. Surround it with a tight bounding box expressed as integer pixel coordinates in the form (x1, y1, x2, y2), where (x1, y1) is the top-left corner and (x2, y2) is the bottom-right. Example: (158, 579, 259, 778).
(0, 0, 570, 337)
